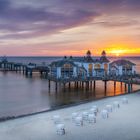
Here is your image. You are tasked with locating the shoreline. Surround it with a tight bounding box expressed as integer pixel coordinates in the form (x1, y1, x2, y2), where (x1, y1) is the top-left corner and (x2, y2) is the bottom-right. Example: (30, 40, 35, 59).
(0, 88, 140, 123)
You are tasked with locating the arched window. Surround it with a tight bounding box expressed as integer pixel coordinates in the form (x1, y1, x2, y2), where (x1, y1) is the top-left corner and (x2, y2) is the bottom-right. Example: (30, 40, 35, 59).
(61, 63, 73, 77)
(88, 63, 93, 76)
(104, 63, 108, 71)
(94, 64, 101, 69)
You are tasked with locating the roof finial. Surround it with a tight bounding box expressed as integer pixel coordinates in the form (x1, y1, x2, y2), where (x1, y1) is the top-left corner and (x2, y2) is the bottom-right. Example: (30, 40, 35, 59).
(64, 56, 67, 59)
(101, 50, 106, 56)
(86, 50, 91, 57)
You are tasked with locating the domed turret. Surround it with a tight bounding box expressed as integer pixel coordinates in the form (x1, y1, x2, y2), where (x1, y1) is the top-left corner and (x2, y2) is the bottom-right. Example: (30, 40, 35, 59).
(101, 50, 106, 56)
(100, 50, 109, 63)
(84, 50, 93, 62)
(86, 50, 91, 57)
(64, 56, 67, 59)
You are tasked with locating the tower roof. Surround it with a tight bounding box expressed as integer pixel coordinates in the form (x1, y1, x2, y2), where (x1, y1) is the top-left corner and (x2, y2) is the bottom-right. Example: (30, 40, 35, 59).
(86, 50, 91, 56)
(110, 59, 135, 66)
(101, 50, 106, 56)
(100, 50, 109, 63)
(84, 50, 94, 62)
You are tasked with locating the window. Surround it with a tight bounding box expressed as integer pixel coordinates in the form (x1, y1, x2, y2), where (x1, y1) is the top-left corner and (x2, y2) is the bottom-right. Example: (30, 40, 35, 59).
(94, 64, 101, 69)
(61, 63, 73, 78)
(104, 63, 108, 71)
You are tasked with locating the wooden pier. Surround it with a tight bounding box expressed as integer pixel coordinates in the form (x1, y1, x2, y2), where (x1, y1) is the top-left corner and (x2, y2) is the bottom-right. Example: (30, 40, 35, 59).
(0, 61, 49, 77)
(46, 73, 140, 93)
(0, 60, 140, 94)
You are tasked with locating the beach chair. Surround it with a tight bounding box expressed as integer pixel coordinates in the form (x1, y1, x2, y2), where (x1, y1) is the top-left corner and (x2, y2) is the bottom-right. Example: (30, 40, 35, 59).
(88, 114, 96, 123)
(53, 115, 61, 124)
(56, 124, 65, 135)
(75, 116, 83, 126)
(71, 112, 78, 122)
(113, 101, 120, 109)
(82, 111, 89, 121)
(106, 105, 113, 112)
(92, 105, 98, 112)
(101, 110, 109, 119)
(122, 97, 128, 104)
(89, 108, 98, 116)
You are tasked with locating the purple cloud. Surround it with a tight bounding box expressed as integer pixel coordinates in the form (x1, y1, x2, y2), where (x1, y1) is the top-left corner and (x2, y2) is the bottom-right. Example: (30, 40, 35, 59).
(0, 0, 139, 39)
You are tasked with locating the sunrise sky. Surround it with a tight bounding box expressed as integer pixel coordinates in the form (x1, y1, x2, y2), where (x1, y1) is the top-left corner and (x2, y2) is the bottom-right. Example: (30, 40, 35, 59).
(0, 0, 140, 56)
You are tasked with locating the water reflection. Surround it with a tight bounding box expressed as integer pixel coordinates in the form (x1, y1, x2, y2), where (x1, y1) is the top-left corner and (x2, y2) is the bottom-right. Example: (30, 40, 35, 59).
(0, 71, 139, 118)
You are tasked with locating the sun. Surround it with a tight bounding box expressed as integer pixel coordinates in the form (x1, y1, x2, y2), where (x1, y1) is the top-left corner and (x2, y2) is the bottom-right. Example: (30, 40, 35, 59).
(106, 43, 129, 56)
(116, 53, 120, 57)
(109, 49, 124, 57)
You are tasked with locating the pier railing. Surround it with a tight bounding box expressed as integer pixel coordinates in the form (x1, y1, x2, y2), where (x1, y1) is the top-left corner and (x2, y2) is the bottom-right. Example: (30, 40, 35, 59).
(47, 73, 140, 85)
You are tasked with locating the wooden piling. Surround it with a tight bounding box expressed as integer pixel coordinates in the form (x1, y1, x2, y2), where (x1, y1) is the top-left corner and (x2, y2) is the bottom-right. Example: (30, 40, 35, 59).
(104, 81, 107, 96)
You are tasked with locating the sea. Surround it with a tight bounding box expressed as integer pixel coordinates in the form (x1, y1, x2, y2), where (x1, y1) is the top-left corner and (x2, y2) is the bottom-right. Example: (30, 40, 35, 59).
(0, 56, 140, 118)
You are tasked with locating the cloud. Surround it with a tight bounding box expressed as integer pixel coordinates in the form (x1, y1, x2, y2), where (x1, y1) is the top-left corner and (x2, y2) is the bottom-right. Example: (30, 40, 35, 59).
(0, 0, 100, 39)
(0, 0, 139, 40)
(94, 20, 139, 28)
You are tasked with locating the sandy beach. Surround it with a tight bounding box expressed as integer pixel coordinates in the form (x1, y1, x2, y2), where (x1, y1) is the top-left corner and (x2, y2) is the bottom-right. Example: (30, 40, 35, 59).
(0, 91, 140, 140)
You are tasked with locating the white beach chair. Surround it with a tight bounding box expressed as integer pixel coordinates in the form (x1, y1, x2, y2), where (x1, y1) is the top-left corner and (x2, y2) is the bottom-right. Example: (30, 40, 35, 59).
(113, 101, 120, 109)
(71, 112, 78, 122)
(122, 97, 128, 104)
(56, 124, 65, 135)
(92, 105, 98, 112)
(101, 109, 109, 119)
(82, 111, 89, 121)
(53, 115, 61, 124)
(88, 114, 96, 123)
(89, 108, 97, 116)
(75, 116, 83, 126)
(106, 105, 113, 112)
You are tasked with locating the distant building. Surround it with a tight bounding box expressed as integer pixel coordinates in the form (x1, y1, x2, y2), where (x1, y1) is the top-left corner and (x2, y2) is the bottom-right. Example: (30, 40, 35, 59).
(110, 59, 136, 75)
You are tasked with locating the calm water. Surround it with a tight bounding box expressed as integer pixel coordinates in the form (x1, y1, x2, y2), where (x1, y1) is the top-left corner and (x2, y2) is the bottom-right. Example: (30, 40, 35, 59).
(0, 57, 140, 118)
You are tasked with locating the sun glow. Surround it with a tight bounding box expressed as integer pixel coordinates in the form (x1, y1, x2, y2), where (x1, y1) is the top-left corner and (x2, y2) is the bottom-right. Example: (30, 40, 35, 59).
(109, 49, 126, 56)
(106, 44, 132, 56)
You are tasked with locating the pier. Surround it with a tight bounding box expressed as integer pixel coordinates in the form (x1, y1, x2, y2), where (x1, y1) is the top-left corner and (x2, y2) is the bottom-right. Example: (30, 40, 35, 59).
(0, 61, 49, 77)
(47, 74, 140, 93)
(0, 58, 140, 94)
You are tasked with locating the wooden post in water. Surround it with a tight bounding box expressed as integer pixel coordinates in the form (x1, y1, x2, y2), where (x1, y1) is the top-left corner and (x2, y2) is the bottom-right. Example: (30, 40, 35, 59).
(104, 81, 107, 96)
(128, 84, 131, 93)
(82, 81, 84, 89)
(125, 83, 127, 92)
(79, 81, 82, 88)
(55, 82, 58, 92)
(48, 80, 51, 91)
(131, 84, 133, 91)
(90, 81, 92, 89)
(29, 69, 32, 77)
(74, 82, 76, 89)
(120, 82, 123, 91)
(25, 69, 28, 76)
(93, 80, 96, 91)
(40, 71, 43, 77)
(77, 82, 78, 89)
(85, 82, 88, 90)
(114, 81, 116, 94)
(68, 82, 71, 89)
(121, 82, 123, 87)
